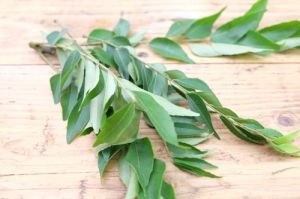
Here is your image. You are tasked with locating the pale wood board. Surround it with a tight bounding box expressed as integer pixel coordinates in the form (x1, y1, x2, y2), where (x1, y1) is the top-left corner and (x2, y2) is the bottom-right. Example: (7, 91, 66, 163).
(0, 0, 300, 198)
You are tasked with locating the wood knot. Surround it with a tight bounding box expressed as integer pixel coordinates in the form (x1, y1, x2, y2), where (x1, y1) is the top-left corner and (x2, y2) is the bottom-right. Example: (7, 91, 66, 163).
(277, 113, 295, 127)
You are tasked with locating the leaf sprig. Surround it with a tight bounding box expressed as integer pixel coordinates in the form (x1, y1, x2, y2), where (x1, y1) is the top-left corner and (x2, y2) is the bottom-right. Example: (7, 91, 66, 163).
(30, 16, 300, 198)
(150, 0, 300, 60)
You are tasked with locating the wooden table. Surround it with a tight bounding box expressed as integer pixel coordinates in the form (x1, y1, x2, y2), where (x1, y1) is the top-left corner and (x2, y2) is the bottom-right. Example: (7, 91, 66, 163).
(1, 0, 300, 198)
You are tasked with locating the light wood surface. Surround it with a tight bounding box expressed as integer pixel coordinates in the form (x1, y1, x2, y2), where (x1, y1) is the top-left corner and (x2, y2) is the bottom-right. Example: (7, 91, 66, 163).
(1, 0, 300, 198)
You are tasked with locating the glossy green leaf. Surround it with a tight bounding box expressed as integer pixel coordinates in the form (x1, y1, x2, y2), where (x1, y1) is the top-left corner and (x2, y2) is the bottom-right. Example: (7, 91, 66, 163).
(161, 181, 175, 199)
(111, 36, 131, 46)
(144, 159, 166, 199)
(60, 85, 78, 120)
(272, 131, 299, 145)
(270, 142, 300, 156)
(121, 79, 199, 117)
(212, 0, 267, 43)
(50, 73, 61, 104)
(125, 138, 154, 190)
(179, 137, 208, 145)
(277, 37, 300, 51)
(129, 30, 146, 46)
(61, 50, 81, 88)
(148, 73, 168, 96)
(165, 69, 187, 80)
(220, 116, 266, 144)
(150, 37, 194, 63)
(185, 8, 225, 40)
(113, 48, 130, 79)
(119, 156, 140, 199)
(80, 70, 105, 108)
(175, 78, 212, 92)
(92, 47, 116, 67)
(87, 29, 114, 44)
(166, 19, 195, 37)
(134, 91, 178, 145)
(190, 43, 269, 57)
(175, 122, 207, 137)
(114, 18, 130, 37)
(90, 71, 117, 133)
(238, 31, 281, 52)
(67, 102, 90, 144)
(259, 21, 300, 42)
(187, 93, 219, 139)
(173, 158, 219, 178)
(98, 145, 124, 176)
(93, 103, 138, 146)
(46, 29, 66, 45)
(167, 143, 208, 159)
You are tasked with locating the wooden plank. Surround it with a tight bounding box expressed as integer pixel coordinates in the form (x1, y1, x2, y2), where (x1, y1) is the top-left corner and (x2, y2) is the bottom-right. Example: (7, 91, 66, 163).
(1, 0, 300, 64)
(0, 64, 300, 198)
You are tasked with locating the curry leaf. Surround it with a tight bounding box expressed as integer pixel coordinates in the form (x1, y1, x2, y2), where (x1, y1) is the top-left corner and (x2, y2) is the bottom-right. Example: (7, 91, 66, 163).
(114, 18, 130, 37)
(134, 91, 178, 145)
(185, 7, 225, 40)
(190, 43, 268, 57)
(93, 103, 138, 146)
(125, 138, 154, 190)
(150, 37, 194, 63)
(211, 0, 267, 43)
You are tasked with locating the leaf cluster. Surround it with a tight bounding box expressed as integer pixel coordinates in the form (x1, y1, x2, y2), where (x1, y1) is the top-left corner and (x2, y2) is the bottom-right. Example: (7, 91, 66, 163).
(150, 0, 300, 60)
(31, 15, 300, 199)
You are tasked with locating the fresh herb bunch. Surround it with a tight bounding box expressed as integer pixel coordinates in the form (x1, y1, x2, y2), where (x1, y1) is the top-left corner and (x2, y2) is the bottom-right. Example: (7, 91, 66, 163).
(150, 0, 300, 60)
(30, 16, 299, 198)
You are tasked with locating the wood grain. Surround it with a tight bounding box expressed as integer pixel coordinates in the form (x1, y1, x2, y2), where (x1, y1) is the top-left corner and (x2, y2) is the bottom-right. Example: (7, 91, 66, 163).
(0, 0, 300, 198)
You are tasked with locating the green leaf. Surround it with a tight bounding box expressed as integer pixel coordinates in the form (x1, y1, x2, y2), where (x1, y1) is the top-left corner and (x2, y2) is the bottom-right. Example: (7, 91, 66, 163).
(258, 21, 300, 42)
(166, 19, 195, 37)
(277, 37, 300, 51)
(175, 122, 207, 137)
(121, 79, 199, 117)
(74, 60, 85, 94)
(114, 18, 130, 37)
(174, 157, 217, 169)
(179, 137, 208, 145)
(165, 69, 187, 80)
(190, 43, 269, 57)
(98, 145, 124, 176)
(87, 29, 114, 44)
(238, 31, 281, 52)
(67, 101, 90, 144)
(129, 30, 146, 46)
(50, 74, 61, 104)
(175, 78, 212, 92)
(111, 36, 131, 46)
(270, 142, 300, 156)
(211, 0, 267, 43)
(220, 116, 266, 144)
(257, 128, 283, 139)
(187, 93, 219, 139)
(185, 8, 225, 40)
(167, 143, 208, 159)
(119, 156, 140, 199)
(93, 103, 139, 146)
(148, 73, 168, 96)
(46, 29, 66, 45)
(60, 85, 78, 120)
(161, 181, 175, 199)
(212, 106, 238, 118)
(125, 138, 154, 190)
(196, 91, 222, 107)
(90, 71, 117, 133)
(150, 37, 194, 63)
(134, 91, 178, 145)
(80, 70, 105, 108)
(173, 158, 219, 178)
(61, 50, 81, 88)
(272, 131, 299, 145)
(113, 48, 130, 79)
(144, 159, 166, 199)
(92, 47, 116, 67)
